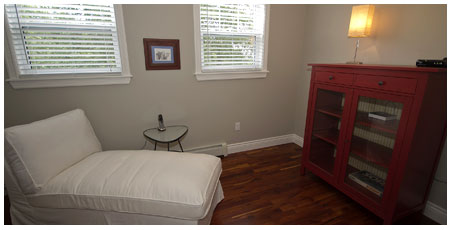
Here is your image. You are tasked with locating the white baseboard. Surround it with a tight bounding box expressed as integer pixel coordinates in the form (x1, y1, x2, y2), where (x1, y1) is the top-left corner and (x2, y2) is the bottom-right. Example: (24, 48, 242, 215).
(423, 201, 447, 224)
(292, 134, 303, 147)
(186, 142, 228, 157)
(227, 134, 303, 154)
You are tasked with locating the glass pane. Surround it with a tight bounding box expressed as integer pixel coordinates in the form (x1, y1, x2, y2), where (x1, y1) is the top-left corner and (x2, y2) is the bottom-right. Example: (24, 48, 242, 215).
(309, 89, 345, 174)
(344, 96, 403, 203)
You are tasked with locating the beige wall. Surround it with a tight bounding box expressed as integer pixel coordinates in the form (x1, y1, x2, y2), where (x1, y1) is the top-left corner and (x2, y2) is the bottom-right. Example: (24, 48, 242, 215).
(4, 4, 306, 151)
(4, 3, 446, 211)
(293, 4, 446, 209)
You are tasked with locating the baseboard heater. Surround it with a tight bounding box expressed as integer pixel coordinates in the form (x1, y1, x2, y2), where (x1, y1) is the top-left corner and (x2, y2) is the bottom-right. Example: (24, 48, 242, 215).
(187, 143, 228, 157)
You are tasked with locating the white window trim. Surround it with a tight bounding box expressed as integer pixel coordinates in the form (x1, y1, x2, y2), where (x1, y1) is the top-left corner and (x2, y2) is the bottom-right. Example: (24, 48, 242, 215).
(4, 4, 132, 89)
(193, 4, 270, 81)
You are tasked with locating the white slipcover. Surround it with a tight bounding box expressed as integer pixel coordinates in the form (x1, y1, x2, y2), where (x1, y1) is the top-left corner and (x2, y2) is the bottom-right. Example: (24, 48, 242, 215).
(28, 150, 222, 220)
(4, 109, 101, 194)
(4, 109, 224, 224)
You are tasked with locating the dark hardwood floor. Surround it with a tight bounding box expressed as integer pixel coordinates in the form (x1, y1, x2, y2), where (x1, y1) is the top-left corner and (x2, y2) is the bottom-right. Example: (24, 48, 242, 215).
(4, 143, 437, 225)
(210, 143, 438, 225)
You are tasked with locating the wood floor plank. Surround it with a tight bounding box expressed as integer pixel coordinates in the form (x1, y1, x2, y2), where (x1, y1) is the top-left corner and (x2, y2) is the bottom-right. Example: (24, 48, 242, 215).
(210, 143, 438, 225)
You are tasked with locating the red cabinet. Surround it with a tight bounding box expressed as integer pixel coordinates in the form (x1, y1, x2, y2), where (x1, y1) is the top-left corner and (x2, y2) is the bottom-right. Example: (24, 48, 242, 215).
(301, 64, 446, 224)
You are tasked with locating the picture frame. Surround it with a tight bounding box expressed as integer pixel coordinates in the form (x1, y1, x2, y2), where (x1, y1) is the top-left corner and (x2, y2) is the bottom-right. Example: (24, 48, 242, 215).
(143, 38, 181, 70)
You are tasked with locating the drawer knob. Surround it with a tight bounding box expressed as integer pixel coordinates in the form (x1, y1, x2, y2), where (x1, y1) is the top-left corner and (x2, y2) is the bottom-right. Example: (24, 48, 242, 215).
(378, 81, 385, 86)
(329, 76, 334, 80)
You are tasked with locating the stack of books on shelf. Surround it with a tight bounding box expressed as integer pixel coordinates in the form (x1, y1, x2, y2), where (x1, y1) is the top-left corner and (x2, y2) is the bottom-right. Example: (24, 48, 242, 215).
(348, 170, 385, 197)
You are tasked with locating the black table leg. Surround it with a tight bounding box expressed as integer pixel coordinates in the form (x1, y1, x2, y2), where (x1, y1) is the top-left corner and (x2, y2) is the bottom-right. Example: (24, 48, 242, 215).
(178, 139, 184, 152)
(154, 142, 157, 150)
(168, 143, 170, 151)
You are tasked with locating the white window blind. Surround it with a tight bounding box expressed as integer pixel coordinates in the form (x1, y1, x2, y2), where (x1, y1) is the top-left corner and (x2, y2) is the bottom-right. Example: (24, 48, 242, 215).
(200, 4, 266, 72)
(5, 4, 122, 75)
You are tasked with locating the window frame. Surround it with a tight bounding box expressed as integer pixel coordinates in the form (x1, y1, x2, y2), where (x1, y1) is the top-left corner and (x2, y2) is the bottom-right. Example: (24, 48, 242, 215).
(193, 4, 270, 81)
(4, 4, 132, 89)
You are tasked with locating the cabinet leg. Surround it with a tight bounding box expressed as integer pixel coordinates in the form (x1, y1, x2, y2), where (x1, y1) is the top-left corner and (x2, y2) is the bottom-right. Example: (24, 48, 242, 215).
(300, 165, 306, 176)
(383, 217, 394, 225)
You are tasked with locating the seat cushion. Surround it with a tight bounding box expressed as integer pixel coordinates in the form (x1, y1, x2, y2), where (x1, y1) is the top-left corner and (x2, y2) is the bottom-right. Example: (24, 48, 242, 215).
(27, 150, 222, 220)
(4, 109, 102, 194)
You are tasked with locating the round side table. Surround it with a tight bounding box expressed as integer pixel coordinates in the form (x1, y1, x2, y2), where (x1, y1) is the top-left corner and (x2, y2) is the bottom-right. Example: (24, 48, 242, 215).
(143, 125, 188, 152)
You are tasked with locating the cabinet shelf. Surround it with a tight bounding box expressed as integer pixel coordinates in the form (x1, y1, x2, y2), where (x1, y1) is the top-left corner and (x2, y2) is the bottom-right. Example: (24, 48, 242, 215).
(344, 165, 383, 203)
(316, 107, 343, 118)
(313, 129, 339, 146)
(350, 136, 393, 168)
(309, 139, 336, 174)
(355, 112, 399, 134)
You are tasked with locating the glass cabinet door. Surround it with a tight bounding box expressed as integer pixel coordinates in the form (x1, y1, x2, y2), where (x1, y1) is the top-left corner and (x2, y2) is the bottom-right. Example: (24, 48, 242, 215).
(342, 95, 405, 203)
(308, 88, 348, 175)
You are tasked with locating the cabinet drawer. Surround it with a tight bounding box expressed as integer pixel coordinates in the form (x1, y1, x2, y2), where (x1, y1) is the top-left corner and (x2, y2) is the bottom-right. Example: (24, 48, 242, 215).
(315, 72, 354, 85)
(354, 75, 417, 94)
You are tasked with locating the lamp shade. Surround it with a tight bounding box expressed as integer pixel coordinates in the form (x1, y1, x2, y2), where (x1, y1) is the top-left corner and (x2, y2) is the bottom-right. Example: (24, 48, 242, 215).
(348, 5, 375, 38)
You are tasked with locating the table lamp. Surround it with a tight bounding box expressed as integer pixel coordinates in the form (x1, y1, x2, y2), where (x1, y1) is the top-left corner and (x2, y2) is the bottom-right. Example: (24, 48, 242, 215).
(347, 4, 375, 64)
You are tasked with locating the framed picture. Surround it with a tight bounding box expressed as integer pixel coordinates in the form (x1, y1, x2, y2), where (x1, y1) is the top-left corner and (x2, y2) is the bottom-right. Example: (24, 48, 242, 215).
(143, 38, 181, 70)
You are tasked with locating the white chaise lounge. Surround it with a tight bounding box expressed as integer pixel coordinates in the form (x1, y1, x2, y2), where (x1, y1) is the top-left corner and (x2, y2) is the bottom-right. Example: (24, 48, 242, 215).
(4, 109, 224, 224)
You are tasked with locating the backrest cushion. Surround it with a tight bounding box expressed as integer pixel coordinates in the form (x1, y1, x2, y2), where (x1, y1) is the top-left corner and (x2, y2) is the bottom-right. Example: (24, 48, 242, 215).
(4, 109, 102, 194)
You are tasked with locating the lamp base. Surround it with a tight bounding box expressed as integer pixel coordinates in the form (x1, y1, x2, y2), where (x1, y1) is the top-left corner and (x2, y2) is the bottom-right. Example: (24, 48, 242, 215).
(347, 39, 363, 64)
(346, 61, 363, 64)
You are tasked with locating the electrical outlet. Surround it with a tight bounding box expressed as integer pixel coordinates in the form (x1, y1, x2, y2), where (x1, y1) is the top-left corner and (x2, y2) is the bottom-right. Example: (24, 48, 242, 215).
(235, 122, 240, 131)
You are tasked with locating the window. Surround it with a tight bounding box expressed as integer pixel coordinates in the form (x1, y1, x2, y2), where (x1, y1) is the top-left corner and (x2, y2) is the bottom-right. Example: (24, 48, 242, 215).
(4, 4, 131, 89)
(193, 4, 269, 80)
